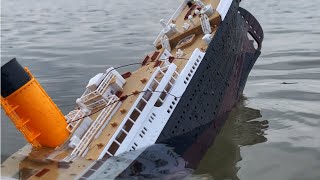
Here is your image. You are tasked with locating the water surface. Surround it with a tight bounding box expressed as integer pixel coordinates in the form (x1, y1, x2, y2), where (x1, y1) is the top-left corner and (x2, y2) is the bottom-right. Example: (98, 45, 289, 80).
(1, 0, 320, 179)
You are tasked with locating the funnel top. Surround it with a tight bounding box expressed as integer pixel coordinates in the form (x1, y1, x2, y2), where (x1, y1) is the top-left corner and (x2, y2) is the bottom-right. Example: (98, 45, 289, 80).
(1, 58, 31, 98)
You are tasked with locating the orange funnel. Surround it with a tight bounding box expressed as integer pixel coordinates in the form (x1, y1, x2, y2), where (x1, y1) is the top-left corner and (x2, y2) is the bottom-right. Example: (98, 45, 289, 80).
(1, 58, 69, 148)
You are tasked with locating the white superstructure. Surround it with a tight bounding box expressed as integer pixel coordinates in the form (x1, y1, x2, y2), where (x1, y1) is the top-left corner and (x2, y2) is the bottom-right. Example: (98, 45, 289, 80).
(98, 48, 205, 159)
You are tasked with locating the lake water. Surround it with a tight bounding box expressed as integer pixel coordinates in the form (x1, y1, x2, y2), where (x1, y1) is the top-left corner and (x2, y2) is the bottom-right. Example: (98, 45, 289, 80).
(1, 0, 320, 179)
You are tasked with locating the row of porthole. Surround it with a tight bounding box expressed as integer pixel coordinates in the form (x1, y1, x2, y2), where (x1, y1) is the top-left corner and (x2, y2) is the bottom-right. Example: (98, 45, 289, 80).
(121, 68, 171, 152)
(167, 95, 179, 114)
(239, 11, 262, 40)
(131, 57, 203, 143)
(130, 113, 157, 151)
(148, 113, 156, 123)
(183, 57, 201, 85)
(129, 68, 178, 151)
(171, 78, 225, 134)
(163, 90, 180, 135)
(168, 54, 235, 135)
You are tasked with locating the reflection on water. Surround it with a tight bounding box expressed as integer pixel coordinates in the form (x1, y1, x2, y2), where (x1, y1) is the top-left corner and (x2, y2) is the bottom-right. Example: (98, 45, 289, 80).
(74, 98, 267, 180)
(195, 98, 268, 180)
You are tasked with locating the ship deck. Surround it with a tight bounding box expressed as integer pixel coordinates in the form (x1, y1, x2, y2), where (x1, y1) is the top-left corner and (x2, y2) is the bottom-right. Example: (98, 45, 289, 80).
(1, 0, 223, 179)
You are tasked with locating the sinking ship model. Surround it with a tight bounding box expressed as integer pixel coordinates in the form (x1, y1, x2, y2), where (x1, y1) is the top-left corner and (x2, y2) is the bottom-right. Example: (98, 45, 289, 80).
(1, 0, 263, 179)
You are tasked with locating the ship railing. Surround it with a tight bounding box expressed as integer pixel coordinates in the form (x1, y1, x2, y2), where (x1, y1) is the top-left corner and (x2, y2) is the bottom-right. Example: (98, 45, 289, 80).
(65, 110, 83, 123)
(153, 0, 188, 47)
(86, 98, 108, 110)
(122, 48, 205, 153)
(64, 95, 120, 162)
(96, 72, 114, 94)
(65, 110, 86, 132)
(81, 88, 91, 97)
(97, 63, 179, 159)
(80, 72, 114, 103)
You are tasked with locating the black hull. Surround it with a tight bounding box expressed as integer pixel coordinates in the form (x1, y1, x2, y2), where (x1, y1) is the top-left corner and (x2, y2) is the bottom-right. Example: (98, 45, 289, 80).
(78, 1, 264, 179)
(156, 0, 264, 152)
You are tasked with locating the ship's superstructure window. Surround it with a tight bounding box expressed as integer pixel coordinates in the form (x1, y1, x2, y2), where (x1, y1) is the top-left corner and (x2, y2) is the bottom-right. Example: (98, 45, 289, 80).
(154, 70, 178, 107)
(130, 109, 140, 121)
(143, 90, 153, 101)
(115, 130, 127, 144)
(150, 80, 159, 91)
(155, 82, 173, 107)
(97, 49, 204, 159)
(99, 64, 180, 157)
(123, 120, 134, 132)
(137, 99, 147, 111)
(103, 65, 174, 155)
(108, 142, 119, 155)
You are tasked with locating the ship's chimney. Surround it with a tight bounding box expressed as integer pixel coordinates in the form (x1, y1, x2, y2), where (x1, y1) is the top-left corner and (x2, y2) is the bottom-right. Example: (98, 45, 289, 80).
(1, 58, 70, 148)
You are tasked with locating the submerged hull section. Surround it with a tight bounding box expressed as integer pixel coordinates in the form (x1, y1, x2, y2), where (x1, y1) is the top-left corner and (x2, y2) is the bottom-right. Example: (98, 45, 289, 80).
(156, 0, 263, 147)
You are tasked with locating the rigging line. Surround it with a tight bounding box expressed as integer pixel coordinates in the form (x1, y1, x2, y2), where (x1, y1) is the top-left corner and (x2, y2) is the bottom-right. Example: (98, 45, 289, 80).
(69, 90, 182, 123)
(159, 57, 189, 61)
(59, 62, 142, 108)
(113, 62, 142, 70)
(96, 62, 142, 86)
(174, 57, 189, 60)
